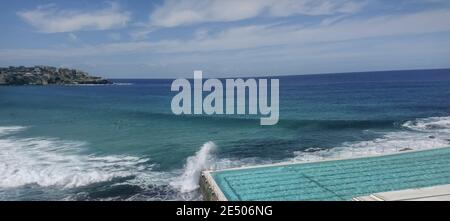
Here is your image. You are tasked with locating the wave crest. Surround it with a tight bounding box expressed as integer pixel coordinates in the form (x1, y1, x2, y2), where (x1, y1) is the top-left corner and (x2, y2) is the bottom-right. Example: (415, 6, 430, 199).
(293, 116, 450, 162)
(403, 116, 450, 133)
(0, 126, 151, 189)
(0, 126, 27, 137)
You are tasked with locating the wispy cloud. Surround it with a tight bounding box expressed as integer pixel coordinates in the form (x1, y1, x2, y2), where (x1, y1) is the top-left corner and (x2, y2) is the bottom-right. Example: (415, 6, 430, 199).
(17, 2, 131, 33)
(153, 9, 450, 53)
(4, 9, 450, 58)
(149, 0, 365, 28)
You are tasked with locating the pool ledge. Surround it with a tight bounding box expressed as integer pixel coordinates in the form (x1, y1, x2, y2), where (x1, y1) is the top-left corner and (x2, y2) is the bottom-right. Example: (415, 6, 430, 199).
(353, 184, 450, 201)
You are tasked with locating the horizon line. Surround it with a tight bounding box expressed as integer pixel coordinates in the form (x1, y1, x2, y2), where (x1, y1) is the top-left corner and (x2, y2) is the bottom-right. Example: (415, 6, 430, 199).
(104, 67, 450, 80)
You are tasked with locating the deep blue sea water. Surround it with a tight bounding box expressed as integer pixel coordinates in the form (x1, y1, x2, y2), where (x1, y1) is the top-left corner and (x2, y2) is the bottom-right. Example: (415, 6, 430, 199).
(0, 69, 450, 200)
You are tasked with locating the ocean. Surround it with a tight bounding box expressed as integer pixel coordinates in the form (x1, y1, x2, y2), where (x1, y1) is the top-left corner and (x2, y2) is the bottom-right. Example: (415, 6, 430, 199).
(0, 69, 450, 201)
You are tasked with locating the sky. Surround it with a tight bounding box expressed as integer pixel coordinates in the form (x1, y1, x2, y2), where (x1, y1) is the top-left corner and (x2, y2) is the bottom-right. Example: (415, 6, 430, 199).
(0, 0, 450, 78)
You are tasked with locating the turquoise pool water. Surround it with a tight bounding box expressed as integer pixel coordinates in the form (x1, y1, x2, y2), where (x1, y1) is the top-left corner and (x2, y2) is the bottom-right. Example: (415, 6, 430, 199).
(212, 147, 450, 201)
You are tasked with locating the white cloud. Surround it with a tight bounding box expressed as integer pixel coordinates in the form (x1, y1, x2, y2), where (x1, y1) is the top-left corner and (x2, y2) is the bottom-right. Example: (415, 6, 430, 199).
(151, 9, 450, 53)
(3, 9, 450, 59)
(17, 3, 131, 33)
(149, 0, 365, 27)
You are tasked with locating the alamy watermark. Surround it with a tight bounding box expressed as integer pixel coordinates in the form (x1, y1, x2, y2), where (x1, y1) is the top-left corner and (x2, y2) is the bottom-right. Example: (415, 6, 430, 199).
(171, 71, 279, 125)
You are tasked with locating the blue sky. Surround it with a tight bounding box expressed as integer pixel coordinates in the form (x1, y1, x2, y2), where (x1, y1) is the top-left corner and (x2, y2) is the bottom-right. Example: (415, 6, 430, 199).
(1, 0, 450, 78)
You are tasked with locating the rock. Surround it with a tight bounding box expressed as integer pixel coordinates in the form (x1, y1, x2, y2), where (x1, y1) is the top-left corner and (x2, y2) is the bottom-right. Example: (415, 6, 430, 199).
(399, 148, 413, 152)
(0, 66, 111, 85)
(0, 74, 6, 85)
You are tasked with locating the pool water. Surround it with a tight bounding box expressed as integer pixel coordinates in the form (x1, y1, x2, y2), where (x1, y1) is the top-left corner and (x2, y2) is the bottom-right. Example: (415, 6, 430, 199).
(212, 147, 450, 201)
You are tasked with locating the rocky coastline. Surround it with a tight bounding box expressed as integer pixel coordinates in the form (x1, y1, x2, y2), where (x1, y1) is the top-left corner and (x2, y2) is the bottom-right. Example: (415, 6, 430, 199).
(0, 66, 111, 85)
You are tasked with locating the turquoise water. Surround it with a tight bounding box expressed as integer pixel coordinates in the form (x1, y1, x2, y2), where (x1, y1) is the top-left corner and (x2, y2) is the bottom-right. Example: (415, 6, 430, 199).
(0, 69, 450, 200)
(213, 147, 450, 201)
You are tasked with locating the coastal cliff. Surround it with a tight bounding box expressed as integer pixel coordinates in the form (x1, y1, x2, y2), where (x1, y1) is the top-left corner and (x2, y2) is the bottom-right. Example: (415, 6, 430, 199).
(0, 66, 111, 85)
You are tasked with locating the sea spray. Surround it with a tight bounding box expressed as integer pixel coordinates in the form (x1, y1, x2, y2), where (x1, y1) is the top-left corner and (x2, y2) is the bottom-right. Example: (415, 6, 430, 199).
(170, 141, 217, 193)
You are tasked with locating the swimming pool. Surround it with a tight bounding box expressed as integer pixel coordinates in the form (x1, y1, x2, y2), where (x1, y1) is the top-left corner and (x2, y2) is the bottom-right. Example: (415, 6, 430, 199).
(211, 147, 450, 201)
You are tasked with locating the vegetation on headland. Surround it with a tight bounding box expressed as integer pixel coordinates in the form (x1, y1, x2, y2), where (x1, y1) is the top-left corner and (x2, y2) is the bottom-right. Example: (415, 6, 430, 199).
(0, 66, 111, 85)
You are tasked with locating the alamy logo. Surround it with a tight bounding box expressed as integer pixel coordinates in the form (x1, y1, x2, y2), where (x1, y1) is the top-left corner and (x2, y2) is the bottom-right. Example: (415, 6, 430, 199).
(171, 71, 279, 125)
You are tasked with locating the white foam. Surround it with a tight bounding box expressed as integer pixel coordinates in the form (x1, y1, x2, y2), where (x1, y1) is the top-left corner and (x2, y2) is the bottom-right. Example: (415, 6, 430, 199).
(0, 127, 266, 200)
(0, 126, 152, 189)
(112, 83, 134, 86)
(403, 116, 450, 133)
(170, 141, 217, 193)
(292, 116, 450, 162)
(0, 126, 27, 137)
(0, 127, 255, 200)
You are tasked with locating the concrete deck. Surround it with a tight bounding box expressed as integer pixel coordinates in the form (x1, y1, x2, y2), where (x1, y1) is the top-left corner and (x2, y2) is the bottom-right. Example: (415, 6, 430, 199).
(353, 184, 450, 201)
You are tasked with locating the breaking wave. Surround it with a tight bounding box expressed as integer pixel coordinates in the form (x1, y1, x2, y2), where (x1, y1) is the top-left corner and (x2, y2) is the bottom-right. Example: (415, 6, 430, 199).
(402, 116, 450, 133)
(292, 116, 450, 162)
(0, 126, 27, 136)
(0, 127, 252, 200)
(0, 126, 151, 189)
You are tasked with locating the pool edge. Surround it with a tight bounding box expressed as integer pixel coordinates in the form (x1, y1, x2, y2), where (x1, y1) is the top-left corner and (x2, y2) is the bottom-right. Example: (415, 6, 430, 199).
(200, 170, 228, 201)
